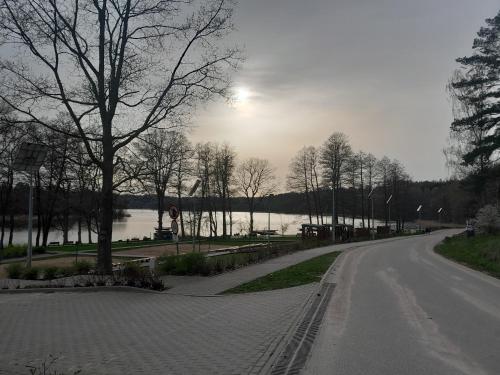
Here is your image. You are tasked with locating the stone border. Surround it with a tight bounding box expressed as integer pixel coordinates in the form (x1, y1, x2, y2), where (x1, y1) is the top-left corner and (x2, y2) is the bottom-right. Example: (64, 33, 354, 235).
(0, 285, 165, 295)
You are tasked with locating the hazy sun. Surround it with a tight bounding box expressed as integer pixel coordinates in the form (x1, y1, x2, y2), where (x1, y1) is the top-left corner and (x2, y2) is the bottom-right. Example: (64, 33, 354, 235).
(234, 87, 250, 103)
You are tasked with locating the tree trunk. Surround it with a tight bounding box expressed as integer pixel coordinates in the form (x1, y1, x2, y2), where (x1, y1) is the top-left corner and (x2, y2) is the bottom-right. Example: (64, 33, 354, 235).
(8, 213, 14, 246)
(97, 148, 114, 274)
(157, 193, 164, 232)
(0, 214, 5, 253)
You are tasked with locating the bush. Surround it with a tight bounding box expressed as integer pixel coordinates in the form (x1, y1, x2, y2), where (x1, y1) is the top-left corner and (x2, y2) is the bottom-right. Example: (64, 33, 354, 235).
(22, 267, 40, 280)
(182, 253, 207, 275)
(42, 266, 59, 280)
(121, 261, 144, 279)
(3, 245, 26, 259)
(73, 260, 93, 275)
(6, 263, 24, 279)
(475, 205, 500, 234)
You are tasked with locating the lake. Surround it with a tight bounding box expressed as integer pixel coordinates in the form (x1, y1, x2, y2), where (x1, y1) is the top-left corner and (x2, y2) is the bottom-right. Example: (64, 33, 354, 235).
(9, 209, 384, 245)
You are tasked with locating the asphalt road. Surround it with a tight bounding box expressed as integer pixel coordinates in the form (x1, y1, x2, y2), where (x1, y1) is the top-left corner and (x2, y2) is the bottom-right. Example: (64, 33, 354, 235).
(303, 230, 500, 375)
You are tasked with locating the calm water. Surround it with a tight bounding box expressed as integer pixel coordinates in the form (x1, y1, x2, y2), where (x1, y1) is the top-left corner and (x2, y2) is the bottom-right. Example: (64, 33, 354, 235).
(9, 209, 383, 245)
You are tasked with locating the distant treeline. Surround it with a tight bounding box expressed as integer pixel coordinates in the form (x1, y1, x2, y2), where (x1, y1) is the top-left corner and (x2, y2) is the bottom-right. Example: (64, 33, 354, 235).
(122, 178, 473, 225)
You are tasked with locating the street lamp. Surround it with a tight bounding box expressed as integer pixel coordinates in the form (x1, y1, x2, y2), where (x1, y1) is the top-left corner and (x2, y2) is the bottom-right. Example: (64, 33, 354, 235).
(267, 193, 274, 247)
(12, 142, 49, 268)
(417, 204, 423, 231)
(386, 194, 393, 231)
(437, 207, 443, 226)
(189, 179, 201, 252)
(331, 179, 336, 243)
(368, 187, 375, 239)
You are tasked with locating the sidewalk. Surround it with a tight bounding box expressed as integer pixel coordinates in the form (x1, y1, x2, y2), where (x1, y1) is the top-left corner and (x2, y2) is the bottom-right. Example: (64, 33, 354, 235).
(162, 236, 407, 296)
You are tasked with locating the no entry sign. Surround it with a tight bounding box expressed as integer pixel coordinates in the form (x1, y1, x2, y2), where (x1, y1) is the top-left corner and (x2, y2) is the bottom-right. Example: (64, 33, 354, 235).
(168, 205, 179, 220)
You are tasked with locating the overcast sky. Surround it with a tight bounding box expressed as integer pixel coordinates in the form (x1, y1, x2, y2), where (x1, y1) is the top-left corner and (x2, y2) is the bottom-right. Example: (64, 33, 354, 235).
(189, 0, 500, 187)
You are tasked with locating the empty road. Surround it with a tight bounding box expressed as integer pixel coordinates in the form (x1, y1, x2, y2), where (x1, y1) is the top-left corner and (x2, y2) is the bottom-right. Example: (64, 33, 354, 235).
(303, 230, 500, 375)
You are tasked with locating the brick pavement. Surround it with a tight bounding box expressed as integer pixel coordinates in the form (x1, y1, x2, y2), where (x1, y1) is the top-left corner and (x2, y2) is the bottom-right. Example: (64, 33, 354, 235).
(0, 285, 315, 375)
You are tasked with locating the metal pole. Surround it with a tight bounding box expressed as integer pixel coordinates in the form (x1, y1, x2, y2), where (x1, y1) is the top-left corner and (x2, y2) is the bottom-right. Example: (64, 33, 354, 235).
(371, 197, 375, 240)
(332, 182, 335, 243)
(267, 206, 270, 247)
(388, 205, 391, 231)
(192, 199, 195, 252)
(27, 170, 33, 268)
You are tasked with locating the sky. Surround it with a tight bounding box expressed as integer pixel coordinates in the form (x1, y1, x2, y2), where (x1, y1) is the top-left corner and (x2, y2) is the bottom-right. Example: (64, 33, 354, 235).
(189, 0, 500, 187)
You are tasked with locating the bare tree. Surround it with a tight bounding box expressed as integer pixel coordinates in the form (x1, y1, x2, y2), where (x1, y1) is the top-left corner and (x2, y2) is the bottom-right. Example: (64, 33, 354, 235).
(136, 130, 183, 233)
(363, 153, 378, 229)
(320, 132, 352, 224)
(0, 0, 239, 272)
(172, 135, 193, 238)
(213, 143, 236, 238)
(236, 158, 276, 234)
(287, 147, 313, 224)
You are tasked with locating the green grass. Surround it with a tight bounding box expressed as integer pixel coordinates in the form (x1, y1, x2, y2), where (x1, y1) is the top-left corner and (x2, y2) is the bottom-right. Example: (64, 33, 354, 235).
(435, 234, 500, 278)
(222, 251, 340, 294)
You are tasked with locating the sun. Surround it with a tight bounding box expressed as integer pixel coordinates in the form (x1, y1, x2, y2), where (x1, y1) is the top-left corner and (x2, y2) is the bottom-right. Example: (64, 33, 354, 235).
(234, 86, 251, 103)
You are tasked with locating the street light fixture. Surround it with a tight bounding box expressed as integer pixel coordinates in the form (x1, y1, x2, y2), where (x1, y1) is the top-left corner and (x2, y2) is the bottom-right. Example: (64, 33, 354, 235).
(189, 178, 201, 252)
(386, 194, 393, 230)
(12, 142, 49, 268)
(267, 194, 274, 247)
(368, 188, 375, 239)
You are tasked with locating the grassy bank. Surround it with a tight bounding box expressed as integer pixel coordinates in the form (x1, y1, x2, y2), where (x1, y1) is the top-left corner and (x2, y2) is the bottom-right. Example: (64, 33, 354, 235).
(222, 251, 340, 294)
(435, 234, 500, 278)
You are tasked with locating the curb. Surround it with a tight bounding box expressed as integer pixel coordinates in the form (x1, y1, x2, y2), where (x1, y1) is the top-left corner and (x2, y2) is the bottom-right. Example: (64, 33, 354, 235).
(260, 249, 344, 375)
(0, 285, 165, 295)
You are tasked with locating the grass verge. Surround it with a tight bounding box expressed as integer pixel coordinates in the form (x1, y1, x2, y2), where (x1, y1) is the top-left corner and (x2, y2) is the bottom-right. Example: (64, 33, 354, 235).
(435, 234, 500, 278)
(221, 251, 340, 294)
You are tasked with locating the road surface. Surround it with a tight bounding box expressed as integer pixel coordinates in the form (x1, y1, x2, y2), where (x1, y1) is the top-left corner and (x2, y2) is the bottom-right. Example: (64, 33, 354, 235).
(303, 230, 500, 375)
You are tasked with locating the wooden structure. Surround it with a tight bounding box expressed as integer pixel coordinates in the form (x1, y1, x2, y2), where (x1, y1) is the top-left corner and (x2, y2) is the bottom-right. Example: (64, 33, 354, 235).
(154, 227, 173, 240)
(300, 224, 353, 242)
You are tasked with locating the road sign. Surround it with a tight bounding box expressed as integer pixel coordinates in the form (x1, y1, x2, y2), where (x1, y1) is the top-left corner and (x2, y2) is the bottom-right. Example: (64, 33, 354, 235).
(171, 219, 178, 235)
(437, 207, 443, 213)
(417, 205, 422, 212)
(168, 205, 179, 220)
(386, 194, 393, 204)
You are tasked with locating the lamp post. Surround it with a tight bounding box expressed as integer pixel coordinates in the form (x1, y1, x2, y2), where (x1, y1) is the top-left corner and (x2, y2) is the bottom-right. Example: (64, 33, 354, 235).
(188, 179, 201, 252)
(331, 179, 336, 243)
(267, 194, 274, 247)
(386, 194, 393, 231)
(13, 143, 49, 268)
(417, 204, 423, 231)
(368, 187, 375, 239)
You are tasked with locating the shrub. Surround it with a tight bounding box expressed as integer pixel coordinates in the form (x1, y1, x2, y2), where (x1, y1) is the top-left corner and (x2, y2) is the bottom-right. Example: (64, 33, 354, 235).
(182, 253, 207, 275)
(22, 267, 40, 280)
(42, 266, 59, 280)
(6, 263, 24, 279)
(157, 255, 178, 274)
(73, 260, 93, 275)
(3, 245, 26, 259)
(122, 261, 144, 279)
(475, 205, 500, 234)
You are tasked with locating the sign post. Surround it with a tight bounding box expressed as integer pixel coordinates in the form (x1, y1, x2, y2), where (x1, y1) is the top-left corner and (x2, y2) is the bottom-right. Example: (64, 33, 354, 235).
(13, 143, 49, 268)
(169, 205, 180, 255)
